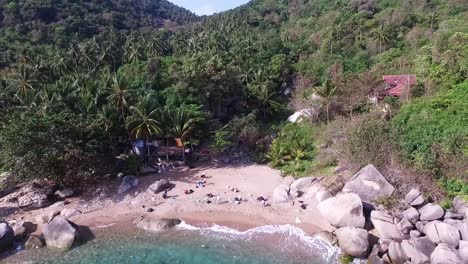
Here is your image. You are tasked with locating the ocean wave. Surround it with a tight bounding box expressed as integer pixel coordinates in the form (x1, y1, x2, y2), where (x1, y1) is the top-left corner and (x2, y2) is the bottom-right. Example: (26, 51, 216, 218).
(177, 221, 341, 263)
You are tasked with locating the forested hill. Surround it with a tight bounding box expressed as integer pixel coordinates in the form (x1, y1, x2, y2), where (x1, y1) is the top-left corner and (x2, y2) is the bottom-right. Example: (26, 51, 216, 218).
(0, 0, 466, 196)
(0, 0, 198, 46)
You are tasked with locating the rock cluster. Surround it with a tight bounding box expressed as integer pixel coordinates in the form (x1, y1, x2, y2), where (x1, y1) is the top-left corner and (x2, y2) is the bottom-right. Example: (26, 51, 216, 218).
(293, 164, 468, 263)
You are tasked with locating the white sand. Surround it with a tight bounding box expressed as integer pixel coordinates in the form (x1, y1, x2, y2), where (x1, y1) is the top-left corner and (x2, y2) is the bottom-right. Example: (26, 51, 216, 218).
(2, 163, 333, 235)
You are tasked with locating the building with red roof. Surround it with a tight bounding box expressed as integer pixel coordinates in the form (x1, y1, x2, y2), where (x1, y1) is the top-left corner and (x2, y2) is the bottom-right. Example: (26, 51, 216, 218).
(381, 75, 417, 97)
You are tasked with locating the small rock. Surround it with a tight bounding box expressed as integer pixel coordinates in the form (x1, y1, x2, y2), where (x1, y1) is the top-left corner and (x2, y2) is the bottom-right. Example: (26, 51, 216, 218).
(453, 196, 468, 215)
(12, 221, 27, 239)
(402, 207, 420, 224)
(431, 243, 463, 264)
(117, 176, 139, 194)
(335, 227, 369, 257)
(36, 209, 61, 224)
(147, 208, 154, 213)
(317, 231, 337, 246)
(55, 188, 74, 199)
(25, 235, 45, 250)
(405, 189, 425, 206)
(273, 185, 291, 204)
(148, 179, 171, 194)
(418, 203, 444, 221)
(410, 230, 422, 238)
(415, 221, 426, 234)
(61, 208, 82, 219)
(444, 211, 463, 220)
(397, 218, 414, 235)
(290, 177, 316, 194)
(135, 217, 181, 232)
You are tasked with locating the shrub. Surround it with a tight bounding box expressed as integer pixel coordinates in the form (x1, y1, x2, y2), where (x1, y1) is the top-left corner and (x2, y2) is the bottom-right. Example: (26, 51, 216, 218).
(346, 113, 391, 168)
(391, 81, 468, 178)
(267, 123, 316, 176)
(0, 110, 111, 186)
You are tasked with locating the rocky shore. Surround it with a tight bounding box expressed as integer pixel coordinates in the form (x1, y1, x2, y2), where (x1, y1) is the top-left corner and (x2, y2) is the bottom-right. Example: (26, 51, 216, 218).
(0, 164, 467, 264)
(272, 164, 468, 263)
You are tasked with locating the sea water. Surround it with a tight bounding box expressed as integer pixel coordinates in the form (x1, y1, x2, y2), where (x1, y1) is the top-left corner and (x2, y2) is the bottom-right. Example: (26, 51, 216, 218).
(4, 222, 344, 264)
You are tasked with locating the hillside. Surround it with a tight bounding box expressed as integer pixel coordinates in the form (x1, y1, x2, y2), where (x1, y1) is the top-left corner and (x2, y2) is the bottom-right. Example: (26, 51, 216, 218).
(0, 0, 466, 198)
(0, 0, 198, 66)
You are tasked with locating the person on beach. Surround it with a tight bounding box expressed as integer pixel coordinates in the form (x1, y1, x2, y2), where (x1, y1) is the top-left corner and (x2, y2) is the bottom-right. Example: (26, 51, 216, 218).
(162, 189, 168, 199)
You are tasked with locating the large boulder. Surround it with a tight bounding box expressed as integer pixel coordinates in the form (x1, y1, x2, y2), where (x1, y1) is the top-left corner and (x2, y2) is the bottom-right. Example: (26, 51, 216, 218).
(342, 165, 394, 202)
(401, 237, 436, 264)
(431, 243, 463, 264)
(0, 222, 14, 252)
(290, 177, 317, 195)
(335, 227, 369, 257)
(135, 217, 181, 232)
(317, 193, 365, 228)
(384, 241, 409, 264)
(405, 189, 425, 207)
(418, 203, 444, 221)
(460, 241, 468, 263)
(370, 211, 404, 241)
(148, 179, 171, 194)
(117, 176, 139, 194)
(42, 216, 78, 250)
(424, 221, 461, 247)
(273, 185, 291, 204)
(454, 222, 468, 240)
(453, 196, 468, 216)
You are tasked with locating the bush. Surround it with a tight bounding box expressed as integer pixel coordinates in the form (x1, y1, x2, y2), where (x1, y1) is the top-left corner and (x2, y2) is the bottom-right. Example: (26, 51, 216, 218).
(438, 177, 468, 199)
(391, 82, 468, 178)
(267, 123, 316, 176)
(0, 110, 111, 186)
(346, 113, 391, 168)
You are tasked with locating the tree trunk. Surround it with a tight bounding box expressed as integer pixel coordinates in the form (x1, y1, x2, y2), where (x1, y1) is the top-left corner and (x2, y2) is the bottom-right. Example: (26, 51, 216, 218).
(166, 137, 169, 161)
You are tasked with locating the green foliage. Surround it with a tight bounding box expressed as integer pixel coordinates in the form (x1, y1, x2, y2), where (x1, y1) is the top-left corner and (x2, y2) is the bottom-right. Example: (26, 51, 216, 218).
(347, 114, 391, 168)
(267, 123, 316, 176)
(0, 110, 109, 186)
(392, 82, 468, 177)
(439, 199, 453, 210)
(438, 178, 468, 199)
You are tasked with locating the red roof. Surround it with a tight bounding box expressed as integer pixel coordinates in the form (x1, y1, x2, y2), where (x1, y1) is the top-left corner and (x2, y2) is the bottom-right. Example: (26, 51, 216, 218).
(382, 75, 416, 96)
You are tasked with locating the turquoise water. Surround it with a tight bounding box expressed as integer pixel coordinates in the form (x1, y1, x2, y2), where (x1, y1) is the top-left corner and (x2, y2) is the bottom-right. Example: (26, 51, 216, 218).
(6, 223, 340, 264)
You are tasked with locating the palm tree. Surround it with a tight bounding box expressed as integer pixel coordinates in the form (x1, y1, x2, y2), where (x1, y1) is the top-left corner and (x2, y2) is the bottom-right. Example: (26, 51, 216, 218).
(247, 70, 281, 118)
(107, 75, 132, 121)
(9, 64, 37, 103)
(126, 100, 162, 161)
(158, 108, 173, 160)
(371, 25, 391, 53)
(314, 79, 337, 124)
(170, 109, 197, 162)
(97, 104, 118, 140)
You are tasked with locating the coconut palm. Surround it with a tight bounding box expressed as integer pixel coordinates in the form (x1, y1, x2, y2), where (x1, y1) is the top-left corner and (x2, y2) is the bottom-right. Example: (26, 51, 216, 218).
(314, 79, 337, 124)
(126, 99, 162, 159)
(247, 70, 281, 118)
(107, 75, 132, 121)
(170, 108, 197, 162)
(371, 25, 391, 53)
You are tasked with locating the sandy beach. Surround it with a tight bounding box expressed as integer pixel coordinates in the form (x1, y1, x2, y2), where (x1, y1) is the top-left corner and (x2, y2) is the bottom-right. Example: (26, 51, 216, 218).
(2, 163, 334, 236)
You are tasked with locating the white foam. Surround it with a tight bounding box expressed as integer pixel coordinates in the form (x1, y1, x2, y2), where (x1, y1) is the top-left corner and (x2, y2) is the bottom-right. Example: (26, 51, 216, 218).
(92, 223, 116, 229)
(177, 221, 341, 262)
